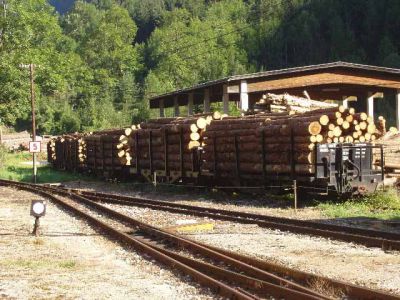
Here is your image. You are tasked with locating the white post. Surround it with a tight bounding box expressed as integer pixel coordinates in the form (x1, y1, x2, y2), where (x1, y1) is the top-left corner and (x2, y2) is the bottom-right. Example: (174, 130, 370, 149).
(240, 80, 249, 112)
(342, 96, 349, 109)
(159, 99, 165, 118)
(396, 89, 400, 129)
(188, 93, 194, 116)
(204, 89, 210, 113)
(367, 92, 374, 120)
(223, 84, 229, 114)
(174, 96, 180, 117)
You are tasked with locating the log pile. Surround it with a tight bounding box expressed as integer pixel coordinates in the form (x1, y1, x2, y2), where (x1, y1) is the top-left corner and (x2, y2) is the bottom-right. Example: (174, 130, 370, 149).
(48, 93, 384, 183)
(47, 139, 56, 163)
(254, 93, 338, 113)
(77, 137, 87, 164)
(85, 129, 126, 172)
(201, 103, 378, 178)
(374, 126, 400, 172)
(122, 115, 216, 173)
(50, 134, 86, 171)
(114, 125, 141, 167)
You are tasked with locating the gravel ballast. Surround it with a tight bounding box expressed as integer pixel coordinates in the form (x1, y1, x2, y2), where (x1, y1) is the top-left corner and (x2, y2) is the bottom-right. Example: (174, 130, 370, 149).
(0, 187, 214, 300)
(102, 201, 400, 297)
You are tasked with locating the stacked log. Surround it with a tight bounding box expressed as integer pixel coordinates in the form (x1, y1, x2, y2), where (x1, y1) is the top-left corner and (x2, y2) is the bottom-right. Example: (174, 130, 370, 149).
(77, 137, 87, 164)
(47, 139, 56, 163)
(254, 93, 337, 113)
(126, 115, 214, 173)
(374, 128, 400, 171)
(201, 105, 378, 179)
(114, 124, 141, 166)
(200, 113, 289, 175)
(50, 134, 85, 171)
(85, 129, 126, 172)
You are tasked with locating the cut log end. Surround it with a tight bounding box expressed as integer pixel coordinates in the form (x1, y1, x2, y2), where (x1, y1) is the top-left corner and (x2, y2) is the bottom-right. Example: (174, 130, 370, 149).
(308, 121, 322, 135)
(196, 117, 208, 129)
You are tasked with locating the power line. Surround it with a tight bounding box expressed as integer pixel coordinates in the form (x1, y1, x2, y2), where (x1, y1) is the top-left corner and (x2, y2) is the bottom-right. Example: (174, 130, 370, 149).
(153, 7, 260, 55)
(156, 18, 243, 53)
(144, 41, 240, 97)
(157, 15, 259, 59)
(152, 0, 315, 79)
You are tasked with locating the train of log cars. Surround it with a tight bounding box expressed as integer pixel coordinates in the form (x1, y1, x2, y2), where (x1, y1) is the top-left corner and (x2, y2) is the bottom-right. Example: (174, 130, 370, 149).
(47, 94, 385, 196)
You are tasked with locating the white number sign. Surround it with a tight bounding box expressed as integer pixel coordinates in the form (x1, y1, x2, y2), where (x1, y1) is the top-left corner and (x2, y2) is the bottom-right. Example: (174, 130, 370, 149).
(29, 141, 41, 153)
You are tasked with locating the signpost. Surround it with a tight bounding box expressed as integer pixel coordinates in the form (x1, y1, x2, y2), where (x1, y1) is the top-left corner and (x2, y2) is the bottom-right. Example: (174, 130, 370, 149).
(20, 63, 38, 183)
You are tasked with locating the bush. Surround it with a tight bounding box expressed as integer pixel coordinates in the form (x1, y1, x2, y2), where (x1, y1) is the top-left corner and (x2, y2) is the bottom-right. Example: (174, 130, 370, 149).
(363, 189, 400, 210)
(60, 113, 81, 133)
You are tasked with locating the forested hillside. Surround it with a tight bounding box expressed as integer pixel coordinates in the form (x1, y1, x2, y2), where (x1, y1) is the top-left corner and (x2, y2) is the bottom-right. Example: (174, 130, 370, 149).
(1, 0, 400, 134)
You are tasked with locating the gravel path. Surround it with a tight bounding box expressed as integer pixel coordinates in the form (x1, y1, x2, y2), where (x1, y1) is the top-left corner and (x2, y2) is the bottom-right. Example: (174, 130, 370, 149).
(0, 187, 214, 300)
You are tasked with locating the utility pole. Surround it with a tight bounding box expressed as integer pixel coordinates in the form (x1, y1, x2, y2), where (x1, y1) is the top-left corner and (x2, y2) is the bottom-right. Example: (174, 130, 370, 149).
(20, 63, 38, 183)
(0, 118, 3, 145)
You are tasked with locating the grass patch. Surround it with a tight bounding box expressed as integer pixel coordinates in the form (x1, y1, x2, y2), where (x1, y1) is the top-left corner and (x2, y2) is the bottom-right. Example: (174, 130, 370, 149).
(58, 260, 77, 269)
(0, 151, 93, 183)
(33, 238, 45, 246)
(317, 189, 400, 220)
(0, 259, 78, 269)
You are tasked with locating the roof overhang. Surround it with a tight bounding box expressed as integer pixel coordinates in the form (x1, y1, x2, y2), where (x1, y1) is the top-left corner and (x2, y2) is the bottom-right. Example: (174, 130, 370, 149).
(149, 61, 400, 108)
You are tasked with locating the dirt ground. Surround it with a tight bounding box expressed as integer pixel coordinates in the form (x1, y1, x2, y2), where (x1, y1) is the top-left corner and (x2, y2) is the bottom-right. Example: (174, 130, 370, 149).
(0, 187, 214, 300)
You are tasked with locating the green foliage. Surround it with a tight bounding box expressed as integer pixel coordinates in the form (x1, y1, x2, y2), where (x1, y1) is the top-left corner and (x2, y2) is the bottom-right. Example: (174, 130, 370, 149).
(0, 152, 92, 183)
(1, 0, 400, 135)
(363, 189, 400, 210)
(318, 189, 400, 220)
(0, 144, 6, 168)
(144, 0, 250, 98)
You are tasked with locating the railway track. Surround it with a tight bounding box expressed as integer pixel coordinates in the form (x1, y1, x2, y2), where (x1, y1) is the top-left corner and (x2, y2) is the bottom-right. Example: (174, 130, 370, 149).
(1, 179, 399, 300)
(67, 189, 400, 251)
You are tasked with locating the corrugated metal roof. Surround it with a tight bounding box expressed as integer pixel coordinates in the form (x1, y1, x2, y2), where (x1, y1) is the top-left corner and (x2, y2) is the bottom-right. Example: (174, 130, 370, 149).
(150, 61, 400, 101)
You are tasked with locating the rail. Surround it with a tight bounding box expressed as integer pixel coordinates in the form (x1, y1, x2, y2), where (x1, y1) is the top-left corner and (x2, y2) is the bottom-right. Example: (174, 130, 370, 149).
(1, 179, 399, 300)
(69, 189, 400, 250)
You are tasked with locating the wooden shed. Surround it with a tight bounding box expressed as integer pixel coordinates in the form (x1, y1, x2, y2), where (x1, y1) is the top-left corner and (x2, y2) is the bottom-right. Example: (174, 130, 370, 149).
(150, 61, 400, 128)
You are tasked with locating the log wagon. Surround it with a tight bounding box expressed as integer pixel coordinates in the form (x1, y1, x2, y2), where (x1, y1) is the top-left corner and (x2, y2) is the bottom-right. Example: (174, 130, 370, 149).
(48, 94, 384, 197)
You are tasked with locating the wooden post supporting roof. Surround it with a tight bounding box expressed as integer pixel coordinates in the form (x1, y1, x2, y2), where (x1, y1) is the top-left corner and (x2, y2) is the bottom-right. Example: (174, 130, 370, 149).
(367, 92, 374, 120)
(174, 96, 180, 117)
(223, 84, 229, 114)
(159, 99, 165, 118)
(342, 96, 349, 109)
(204, 89, 210, 113)
(240, 80, 249, 111)
(342, 96, 357, 109)
(188, 92, 194, 116)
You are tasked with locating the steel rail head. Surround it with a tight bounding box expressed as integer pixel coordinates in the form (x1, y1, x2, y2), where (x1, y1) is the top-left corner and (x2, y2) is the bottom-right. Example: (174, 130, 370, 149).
(75, 189, 400, 241)
(75, 191, 400, 251)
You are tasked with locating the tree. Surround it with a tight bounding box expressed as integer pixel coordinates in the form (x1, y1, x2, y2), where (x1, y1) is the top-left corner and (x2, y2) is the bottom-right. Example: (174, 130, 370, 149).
(63, 1, 145, 130)
(0, 0, 81, 132)
(144, 0, 250, 97)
